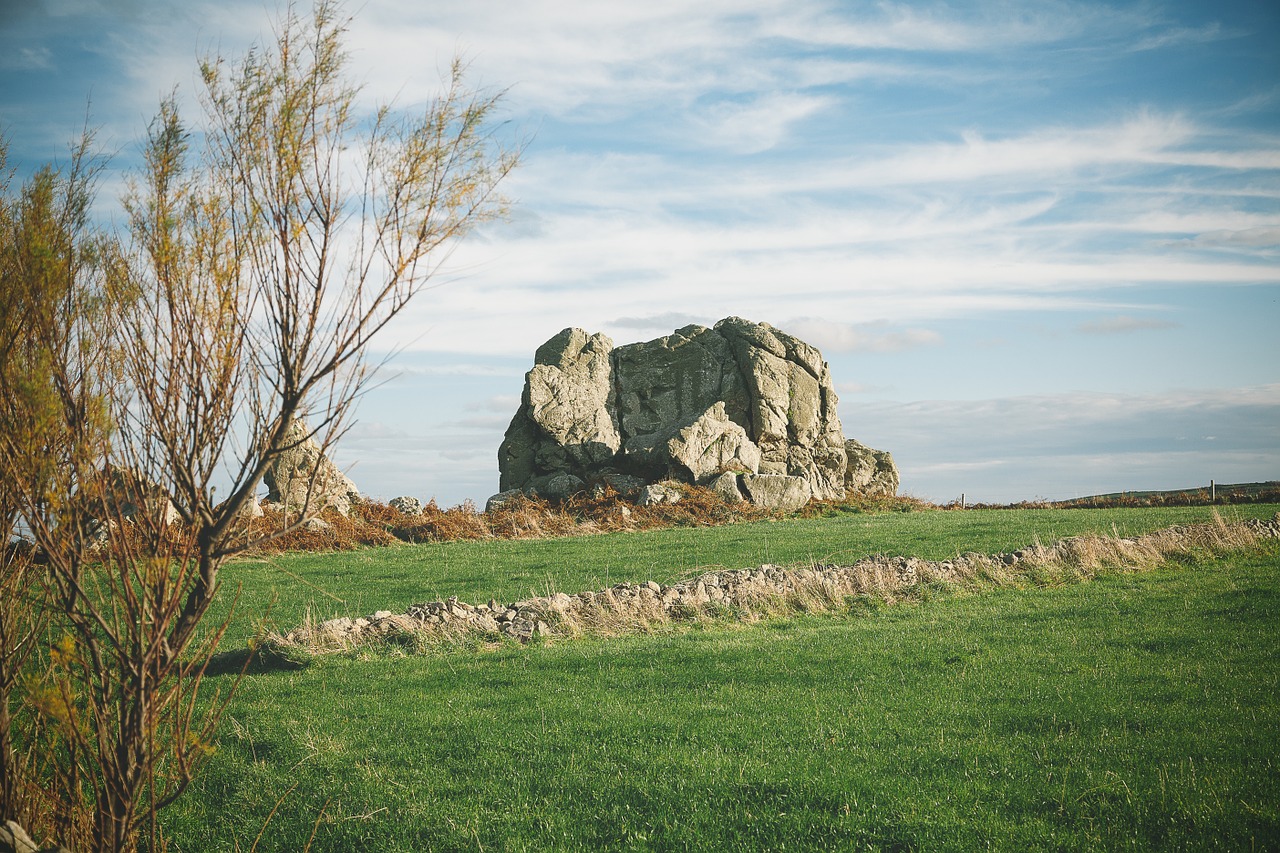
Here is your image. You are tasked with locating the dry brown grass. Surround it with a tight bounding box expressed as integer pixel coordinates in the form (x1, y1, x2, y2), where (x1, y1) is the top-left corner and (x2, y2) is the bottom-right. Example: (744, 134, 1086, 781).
(231, 483, 780, 555)
(799, 492, 936, 517)
(214, 482, 1276, 558)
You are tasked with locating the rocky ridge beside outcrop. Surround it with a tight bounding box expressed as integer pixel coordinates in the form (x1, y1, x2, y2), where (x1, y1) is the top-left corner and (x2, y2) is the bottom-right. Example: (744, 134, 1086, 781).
(262, 420, 361, 516)
(272, 515, 1280, 653)
(496, 317, 897, 510)
(845, 439, 899, 497)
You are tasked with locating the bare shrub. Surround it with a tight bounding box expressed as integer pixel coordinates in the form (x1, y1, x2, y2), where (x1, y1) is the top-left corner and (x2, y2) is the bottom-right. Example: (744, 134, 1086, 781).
(0, 1, 516, 849)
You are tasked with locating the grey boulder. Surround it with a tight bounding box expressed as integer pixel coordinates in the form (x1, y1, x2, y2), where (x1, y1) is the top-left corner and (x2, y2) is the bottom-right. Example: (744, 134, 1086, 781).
(740, 474, 812, 512)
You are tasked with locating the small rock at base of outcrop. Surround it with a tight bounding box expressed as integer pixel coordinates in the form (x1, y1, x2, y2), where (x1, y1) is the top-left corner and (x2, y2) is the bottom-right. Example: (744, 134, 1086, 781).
(740, 474, 811, 512)
(638, 483, 682, 506)
(236, 496, 265, 518)
(601, 473, 648, 498)
(82, 465, 181, 527)
(541, 472, 585, 500)
(389, 496, 423, 515)
(708, 471, 746, 504)
(303, 516, 330, 531)
(485, 488, 525, 513)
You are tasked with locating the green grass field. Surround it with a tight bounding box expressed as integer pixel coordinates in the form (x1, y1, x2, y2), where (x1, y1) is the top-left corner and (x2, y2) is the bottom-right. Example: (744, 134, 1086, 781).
(216, 504, 1280, 646)
(163, 505, 1280, 851)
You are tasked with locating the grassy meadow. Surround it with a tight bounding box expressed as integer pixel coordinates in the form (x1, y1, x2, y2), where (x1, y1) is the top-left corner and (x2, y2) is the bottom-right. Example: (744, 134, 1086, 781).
(214, 504, 1278, 646)
(163, 505, 1280, 851)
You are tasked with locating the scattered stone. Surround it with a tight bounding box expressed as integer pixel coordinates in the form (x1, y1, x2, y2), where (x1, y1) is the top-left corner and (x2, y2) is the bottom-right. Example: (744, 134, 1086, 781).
(485, 488, 525, 513)
(638, 483, 683, 506)
(708, 471, 746, 504)
(601, 473, 647, 497)
(541, 472, 585, 500)
(389, 496, 423, 515)
(236, 496, 265, 518)
(82, 465, 181, 527)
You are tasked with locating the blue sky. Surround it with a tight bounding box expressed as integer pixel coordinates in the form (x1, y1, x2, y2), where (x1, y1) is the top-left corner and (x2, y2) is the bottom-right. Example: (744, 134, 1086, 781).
(2, 0, 1277, 505)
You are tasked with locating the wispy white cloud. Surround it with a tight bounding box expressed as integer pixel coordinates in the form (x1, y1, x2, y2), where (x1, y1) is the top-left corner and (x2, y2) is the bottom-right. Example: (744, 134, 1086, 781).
(1129, 22, 1231, 52)
(795, 112, 1280, 191)
(609, 312, 710, 332)
(784, 319, 943, 353)
(1077, 315, 1178, 335)
(1180, 227, 1280, 250)
(688, 92, 834, 154)
(765, 1, 1115, 51)
(0, 46, 53, 71)
(388, 363, 525, 378)
(464, 395, 521, 413)
(344, 0, 794, 116)
(853, 384, 1280, 445)
(836, 380, 895, 396)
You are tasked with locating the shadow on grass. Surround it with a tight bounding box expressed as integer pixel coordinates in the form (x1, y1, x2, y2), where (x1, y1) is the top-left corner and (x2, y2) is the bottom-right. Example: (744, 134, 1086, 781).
(205, 645, 309, 676)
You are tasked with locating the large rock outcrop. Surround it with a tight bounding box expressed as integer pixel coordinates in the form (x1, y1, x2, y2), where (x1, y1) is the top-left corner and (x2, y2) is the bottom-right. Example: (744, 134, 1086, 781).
(498, 317, 894, 508)
(263, 420, 360, 516)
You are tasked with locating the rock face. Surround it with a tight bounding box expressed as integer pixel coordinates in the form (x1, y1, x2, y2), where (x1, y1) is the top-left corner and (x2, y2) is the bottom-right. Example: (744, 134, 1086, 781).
(844, 439, 900, 498)
(263, 420, 360, 516)
(498, 317, 891, 507)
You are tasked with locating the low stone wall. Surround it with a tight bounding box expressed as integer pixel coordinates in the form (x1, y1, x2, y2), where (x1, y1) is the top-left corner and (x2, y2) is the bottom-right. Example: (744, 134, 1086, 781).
(273, 515, 1280, 653)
